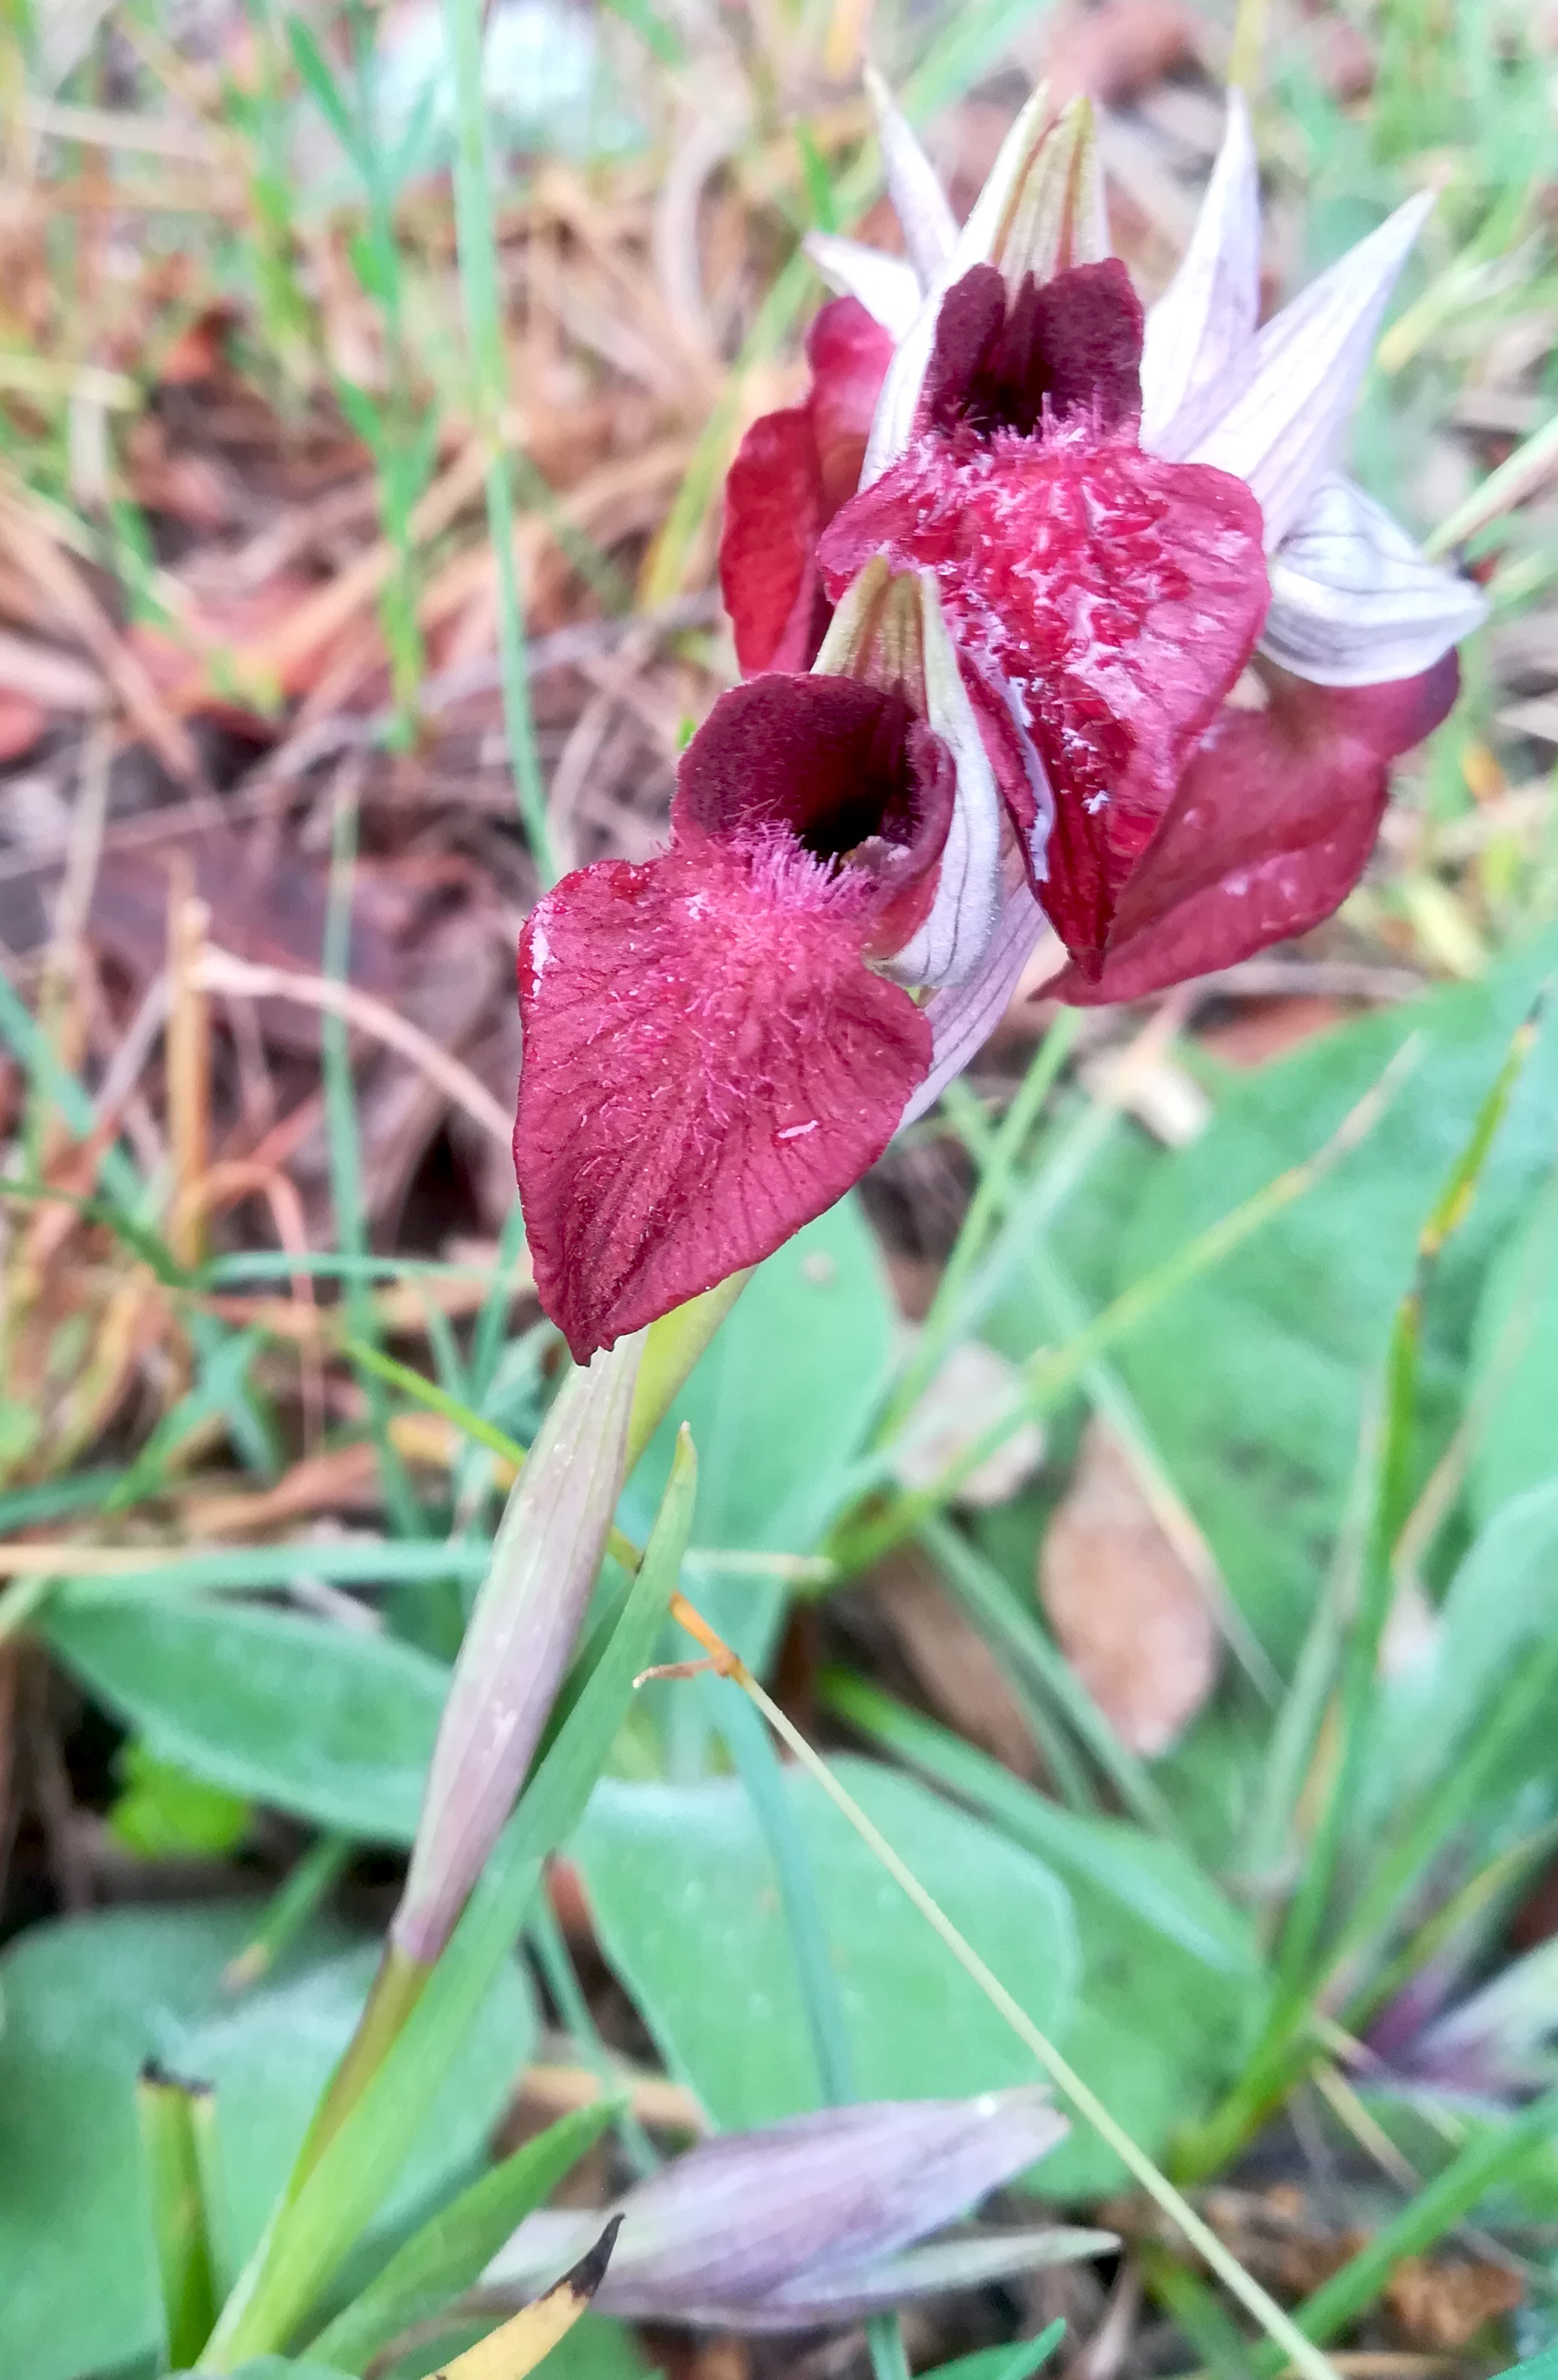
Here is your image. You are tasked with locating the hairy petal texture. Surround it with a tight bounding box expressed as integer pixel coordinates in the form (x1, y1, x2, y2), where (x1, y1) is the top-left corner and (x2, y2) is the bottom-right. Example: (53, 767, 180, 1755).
(516, 677, 950, 1357)
(517, 848, 929, 1355)
(822, 270, 1269, 973)
(1052, 653, 1460, 1004)
(719, 298, 894, 675)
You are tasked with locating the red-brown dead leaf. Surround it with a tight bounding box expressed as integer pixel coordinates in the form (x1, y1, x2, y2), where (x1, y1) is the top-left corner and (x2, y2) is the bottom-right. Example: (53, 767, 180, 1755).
(0, 689, 46, 763)
(158, 309, 232, 386)
(873, 1550, 1044, 1780)
(1045, 0, 1204, 103)
(1385, 2257, 1524, 2351)
(126, 569, 352, 725)
(1198, 996, 1347, 1070)
(1038, 1418, 1219, 1755)
(90, 822, 408, 1050)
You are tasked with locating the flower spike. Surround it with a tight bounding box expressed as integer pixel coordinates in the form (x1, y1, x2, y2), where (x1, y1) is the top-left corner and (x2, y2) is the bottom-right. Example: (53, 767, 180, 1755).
(1139, 92, 1261, 458)
(1189, 190, 1436, 546)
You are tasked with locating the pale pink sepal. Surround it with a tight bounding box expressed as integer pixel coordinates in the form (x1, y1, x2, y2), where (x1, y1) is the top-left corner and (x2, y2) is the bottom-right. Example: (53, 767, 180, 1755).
(861, 89, 1106, 487)
(879, 582, 1004, 990)
(1189, 190, 1435, 547)
(899, 887, 1052, 1129)
(1262, 473, 1489, 685)
(865, 66, 957, 286)
(804, 234, 923, 341)
(1139, 93, 1260, 458)
(391, 1336, 643, 1964)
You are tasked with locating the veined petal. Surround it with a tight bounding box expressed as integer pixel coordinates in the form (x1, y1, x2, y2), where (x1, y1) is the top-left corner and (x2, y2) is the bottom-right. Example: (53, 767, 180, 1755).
(956, 86, 1106, 291)
(808, 563, 1000, 987)
(899, 885, 1051, 1129)
(488, 2091, 1068, 2317)
(865, 66, 957, 287)
(805, 233, 923, 340)
(1189, 191, 1435, 546)
(860, 91, 1107, 485)
(1139, 92, 1261, 458)
(718, 298, 893, 676)
(1052, 654, 1459, 1004)
(516, 675, 951, 1354)
(1261, 473, 1489, 685)
(515, 844, 929, 1357)
(719, 404, 828, 675)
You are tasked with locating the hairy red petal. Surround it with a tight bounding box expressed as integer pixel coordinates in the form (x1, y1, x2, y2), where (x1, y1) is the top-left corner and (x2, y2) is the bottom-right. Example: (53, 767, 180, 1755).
(822, 422, 1267, 972)
(515, 848, 931, 1359)
(1052, 655, 1459, 1004)
(718, 299, 893, 677)
(807, 297, 896, 511)
(922, 262, 1143, 440)
(674, 675, 953, 955)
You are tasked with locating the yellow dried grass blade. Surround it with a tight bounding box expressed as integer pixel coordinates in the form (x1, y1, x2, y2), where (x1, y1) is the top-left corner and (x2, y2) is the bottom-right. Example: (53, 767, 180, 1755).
(432, 2219, 621, 2380)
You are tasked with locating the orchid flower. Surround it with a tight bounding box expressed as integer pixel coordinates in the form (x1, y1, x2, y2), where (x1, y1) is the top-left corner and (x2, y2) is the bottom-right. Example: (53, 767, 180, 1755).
(514, 81, 1486, 1360)
(481, 2088, 1112, 2331)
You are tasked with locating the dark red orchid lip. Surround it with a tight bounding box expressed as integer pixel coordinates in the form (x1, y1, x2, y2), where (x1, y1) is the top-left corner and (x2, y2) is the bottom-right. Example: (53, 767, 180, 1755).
(514, 674, 952, 1359)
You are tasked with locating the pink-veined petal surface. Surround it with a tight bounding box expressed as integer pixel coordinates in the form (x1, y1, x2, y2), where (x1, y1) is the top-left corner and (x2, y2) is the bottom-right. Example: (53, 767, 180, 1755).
(516, 845, 930, 1358)
(719, 298, 894, 676)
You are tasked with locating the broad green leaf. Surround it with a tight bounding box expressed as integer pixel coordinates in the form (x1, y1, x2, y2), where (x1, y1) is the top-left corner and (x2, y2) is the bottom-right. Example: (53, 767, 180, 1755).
(625, 1198, 895, 1668)
(827, 1677, 1261, 1976)
(1115, 931, 1558, 1663)
(47, 1600, 448, 1840)
(1468, 1183, 1558, 1526)
(109, 1739, 252, 1858)
(0, 1905, 531, 2380)
(832, 1681, 1266, 2196)
(575, 1757, 1077, 2126)
(636, 1196, 895, 1556)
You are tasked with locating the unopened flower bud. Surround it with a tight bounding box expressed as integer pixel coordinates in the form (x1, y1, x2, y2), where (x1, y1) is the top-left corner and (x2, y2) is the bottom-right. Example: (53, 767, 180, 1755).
(392, 1336, 643, 1963)
(486, 2090, 1112, 2330)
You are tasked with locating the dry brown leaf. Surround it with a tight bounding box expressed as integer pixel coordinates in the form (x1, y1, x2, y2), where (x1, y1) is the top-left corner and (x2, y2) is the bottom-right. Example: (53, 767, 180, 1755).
(1198, 996, 1349, 1070)
(1385, 2257, 1523, 2351)
(1038, 1418, 1218, 1755)
(1044, 0, 1204, 104)
(872, 1550, 1042, 1779)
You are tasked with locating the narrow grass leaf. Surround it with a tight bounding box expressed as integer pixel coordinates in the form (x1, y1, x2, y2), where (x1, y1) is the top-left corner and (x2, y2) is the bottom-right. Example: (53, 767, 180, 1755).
(307, 2103, 617, 2372)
